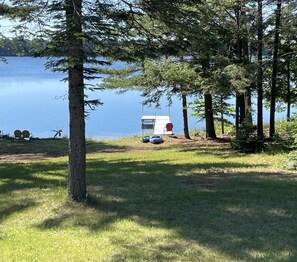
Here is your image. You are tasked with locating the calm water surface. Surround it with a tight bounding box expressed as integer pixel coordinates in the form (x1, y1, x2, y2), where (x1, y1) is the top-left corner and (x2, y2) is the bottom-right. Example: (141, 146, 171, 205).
(0, 57, 198, 138)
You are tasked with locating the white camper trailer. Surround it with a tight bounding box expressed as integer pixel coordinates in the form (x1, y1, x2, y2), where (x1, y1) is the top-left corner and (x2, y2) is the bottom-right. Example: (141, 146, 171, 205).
(141, 115, 173, 135)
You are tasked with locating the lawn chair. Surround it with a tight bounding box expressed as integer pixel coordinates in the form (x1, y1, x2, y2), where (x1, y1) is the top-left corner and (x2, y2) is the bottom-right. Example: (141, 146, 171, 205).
(14, 130, 22, 140)
(164, 122, 174, 135)
(22, 130, 31, 141)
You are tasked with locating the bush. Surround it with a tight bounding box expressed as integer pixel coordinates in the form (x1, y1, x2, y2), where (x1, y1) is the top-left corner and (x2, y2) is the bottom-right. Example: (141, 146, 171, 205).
(190, 127, 205, 137)
(287, 151, 297, 170)
(275, 119, 297, 143)
(285, 133, 297, 170)
(265, 119, 297, 153)
(214, 122, 235, 136)
(265, 134, 293, 153)
(231, 123, 264, 153)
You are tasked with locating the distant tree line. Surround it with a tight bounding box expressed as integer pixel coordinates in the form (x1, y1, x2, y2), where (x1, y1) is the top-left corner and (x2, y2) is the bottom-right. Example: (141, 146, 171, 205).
(0, 37, 45, 56)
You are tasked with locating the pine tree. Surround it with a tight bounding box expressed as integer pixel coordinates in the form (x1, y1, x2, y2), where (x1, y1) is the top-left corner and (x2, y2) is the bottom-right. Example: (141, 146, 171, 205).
(100, 57, 200, 139)
(257, 0, 264, 138)
(270, 0, 282, 138)
(4, 0, 142, 202)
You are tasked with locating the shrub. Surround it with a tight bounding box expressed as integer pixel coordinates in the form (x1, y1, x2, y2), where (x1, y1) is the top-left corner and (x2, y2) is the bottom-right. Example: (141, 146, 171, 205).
(285, 133, 297, 170)
(190, 127, 205, 137)
(214, 122, 235, 136)
(265, 134, 293, 153)
(265, 119, 297, 153)
(287, 151, 297, 170)
(275, 119, 297, 142)
(231, 123, 264, 153)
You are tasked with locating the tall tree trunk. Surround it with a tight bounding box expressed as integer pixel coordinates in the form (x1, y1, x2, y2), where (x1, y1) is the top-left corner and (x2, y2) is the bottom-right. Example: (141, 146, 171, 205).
(286, 60, 291, 121)
(239, 94, 245, 124)
(220, 95, 224, 135)
(244, 89, 252, 125)
(270, 0, 282, 138)
(204, 93, 216, 139)
(234, 1, 246, 135)
(257, 0, 264, 138)
(235, 94, 239, 133)
(182, 93, 191, 139)
(235, 1, 243, 62)
(235, 93, 245, 137)
(66, 0, 86, 202)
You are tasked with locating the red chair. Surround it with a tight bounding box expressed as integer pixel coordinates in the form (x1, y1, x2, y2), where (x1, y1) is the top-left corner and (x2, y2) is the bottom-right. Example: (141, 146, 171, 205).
(165, 123, 173, 134)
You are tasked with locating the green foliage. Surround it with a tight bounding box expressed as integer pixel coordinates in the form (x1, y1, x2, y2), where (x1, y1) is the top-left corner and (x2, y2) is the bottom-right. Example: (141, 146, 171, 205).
(265, 119, 297, 153)
(190, 127, 205, 137)
(285, 121, 297, 169)
(189, 98, 204, 121)
(287, 150, 297, 170)
(265, 134, 293, 154)
(223, 64, 252, 94)
(231, 122, 264, 153)
(189, 95, 235, 134)
(101, 57, 201, 107)
(0, 36, 45, 56)
(214, 122, 235, 136)
(275, 119, 297, 142)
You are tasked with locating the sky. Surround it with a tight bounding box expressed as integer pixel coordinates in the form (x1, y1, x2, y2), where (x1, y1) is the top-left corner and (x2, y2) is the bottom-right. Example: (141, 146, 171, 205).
(0, 18, 15, 37)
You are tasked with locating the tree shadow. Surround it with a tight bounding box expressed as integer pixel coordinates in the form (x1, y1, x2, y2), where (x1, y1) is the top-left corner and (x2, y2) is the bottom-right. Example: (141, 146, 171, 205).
(35, 155, 297, 260)
(0, 138, 129, 157)
(0, 199, 37, 225)
(0, 139, 128, 225)
(156, 141, 243, 159)
(0, 161, 68, 223)
(1, 136, 295, 260)
(0, 162, 67, 193)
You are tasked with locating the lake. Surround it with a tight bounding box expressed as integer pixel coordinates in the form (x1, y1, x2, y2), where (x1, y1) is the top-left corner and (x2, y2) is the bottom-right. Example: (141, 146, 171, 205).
(0, 57, 198, 139)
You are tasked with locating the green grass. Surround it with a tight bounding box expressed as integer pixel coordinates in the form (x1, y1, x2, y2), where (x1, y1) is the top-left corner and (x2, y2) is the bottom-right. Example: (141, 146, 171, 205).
(0, 137, 129, 156)
(1, 137, 297, 261)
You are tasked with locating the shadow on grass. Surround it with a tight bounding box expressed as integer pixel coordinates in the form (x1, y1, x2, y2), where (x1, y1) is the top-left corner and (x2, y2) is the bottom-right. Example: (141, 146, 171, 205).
(0, 138, 128, 157)
(1, 137, 296, 260)
(0, 161, 67, 222)
(0, 199, 37, 224)
(160, 142, 244, 159)
(34, 156, 297, 261)
(0, 162, 67, 193)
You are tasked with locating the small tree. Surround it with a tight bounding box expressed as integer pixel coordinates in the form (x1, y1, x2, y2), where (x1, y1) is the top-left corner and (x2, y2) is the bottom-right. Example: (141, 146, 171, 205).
(189, 95, 235, 135)
(101, 57, 201, 139)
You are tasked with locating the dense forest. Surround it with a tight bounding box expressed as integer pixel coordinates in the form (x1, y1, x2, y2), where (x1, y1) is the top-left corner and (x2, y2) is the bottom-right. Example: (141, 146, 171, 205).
(1, 0, 297, 201)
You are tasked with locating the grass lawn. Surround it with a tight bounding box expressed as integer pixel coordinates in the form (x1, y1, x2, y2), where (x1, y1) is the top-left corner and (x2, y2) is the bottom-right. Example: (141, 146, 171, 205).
(1, 136, 297, 261)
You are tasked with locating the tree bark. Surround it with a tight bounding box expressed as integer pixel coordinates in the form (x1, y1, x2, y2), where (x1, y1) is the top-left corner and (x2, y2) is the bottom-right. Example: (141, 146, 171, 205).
(182, 93, 191, 139)
(235, 93, 245, 136)
(270, 0, 282, 138)
(244, 89, 252, 125)
(220, 96, 224, 135)
(204, 93, 216, 139)
(286, 60, 291, 121)
(234, 1, 246, 135)
(66, 0, 86, 202)
(257, 0, 264, 138)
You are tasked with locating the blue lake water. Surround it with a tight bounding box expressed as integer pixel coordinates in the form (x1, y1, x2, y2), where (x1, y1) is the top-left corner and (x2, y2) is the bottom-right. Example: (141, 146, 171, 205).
(0, 57, 286, 139)
(0, 57, 199, 139)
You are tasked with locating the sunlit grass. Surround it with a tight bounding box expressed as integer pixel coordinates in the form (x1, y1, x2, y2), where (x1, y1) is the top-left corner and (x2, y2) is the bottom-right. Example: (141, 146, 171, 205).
(1, 137, 297, 261)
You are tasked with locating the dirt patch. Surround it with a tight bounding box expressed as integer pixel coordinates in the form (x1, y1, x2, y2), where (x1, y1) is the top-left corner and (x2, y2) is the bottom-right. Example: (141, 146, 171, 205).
(150, 135, 231, 148)
(0, 153, 54, 163)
